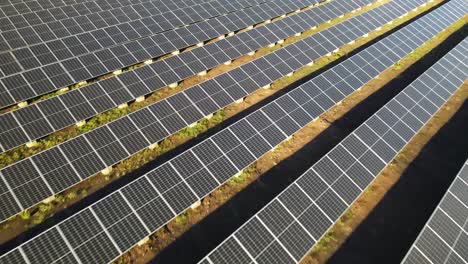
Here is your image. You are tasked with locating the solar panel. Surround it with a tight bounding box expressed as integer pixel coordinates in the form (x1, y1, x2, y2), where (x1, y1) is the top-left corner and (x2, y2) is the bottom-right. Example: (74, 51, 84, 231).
(199, 36, 468, 264)
(0, 0, 264, 51)
(0, 0, 211, 31)
(0, 0, 314, 107)
(0, 0, 177, 10)
(0, 0, 374, 151)
(1, 3, 464, 263)
(0, 0, 431, 223)
(401, 159, 468, 264)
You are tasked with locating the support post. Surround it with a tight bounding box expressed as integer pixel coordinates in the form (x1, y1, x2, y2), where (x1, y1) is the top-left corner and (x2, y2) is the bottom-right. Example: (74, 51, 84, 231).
(18, 101, 28, 108)
(234, 170, 243, 178)
(198, 70, 207, 76)
(58, 87, 69, 93)
(43, 196, 55, 204)
(191, 200, 201, 209)
(136, 96, 145, 103)
(149, 143, 159, 150)
(76, 120, 86, 127)
(26, 141, 38, 148)
(137, 237, 150, 246)
(101, 167, 113, 175)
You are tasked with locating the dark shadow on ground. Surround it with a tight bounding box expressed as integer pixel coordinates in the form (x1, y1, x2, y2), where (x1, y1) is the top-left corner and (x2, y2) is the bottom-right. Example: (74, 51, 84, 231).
(326, 101, 468, 264)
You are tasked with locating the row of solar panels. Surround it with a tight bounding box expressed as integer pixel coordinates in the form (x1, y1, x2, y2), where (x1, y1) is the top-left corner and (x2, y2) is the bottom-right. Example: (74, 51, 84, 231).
(0, 0, 268, 52)
(0, 0, 315, 107)
(0, 0, 158, 11)
(0, 0, 423, 223)
(1, 1, 464, 263)
(402, 159, 468, 264)
(199, 36, 468, 264)
(0, 0, 271, 78)
(0, 0, 211, 31)
(0, 0, 371, 152)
